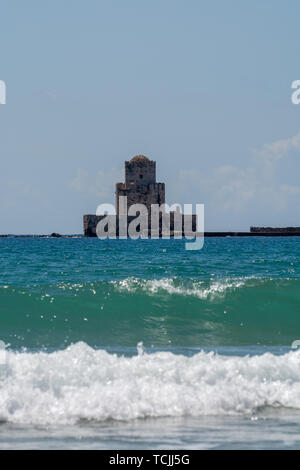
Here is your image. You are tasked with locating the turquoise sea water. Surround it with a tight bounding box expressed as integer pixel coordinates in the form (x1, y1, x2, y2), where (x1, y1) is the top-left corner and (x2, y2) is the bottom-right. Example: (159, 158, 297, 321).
(1, 237, 300, 449)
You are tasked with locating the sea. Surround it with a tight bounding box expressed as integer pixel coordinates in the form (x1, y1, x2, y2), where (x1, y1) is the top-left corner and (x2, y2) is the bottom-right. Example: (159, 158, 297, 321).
(1, 236, 300, 449)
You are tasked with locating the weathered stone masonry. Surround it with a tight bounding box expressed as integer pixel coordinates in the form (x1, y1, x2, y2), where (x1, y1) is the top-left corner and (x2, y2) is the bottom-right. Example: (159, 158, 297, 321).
(115, 155, 165, 215)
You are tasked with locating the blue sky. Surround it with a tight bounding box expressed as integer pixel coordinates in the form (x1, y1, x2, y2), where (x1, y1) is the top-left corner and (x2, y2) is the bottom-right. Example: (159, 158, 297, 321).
(1, 0, 300, 233)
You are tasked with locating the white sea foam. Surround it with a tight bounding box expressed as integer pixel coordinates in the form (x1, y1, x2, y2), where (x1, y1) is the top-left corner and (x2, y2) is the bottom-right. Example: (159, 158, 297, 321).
(114, 277, 246, 299)
(0, 342, 300, 425)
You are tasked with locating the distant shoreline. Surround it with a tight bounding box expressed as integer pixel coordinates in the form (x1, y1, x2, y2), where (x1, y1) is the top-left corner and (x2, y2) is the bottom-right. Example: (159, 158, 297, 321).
(2, 232, 300, 238)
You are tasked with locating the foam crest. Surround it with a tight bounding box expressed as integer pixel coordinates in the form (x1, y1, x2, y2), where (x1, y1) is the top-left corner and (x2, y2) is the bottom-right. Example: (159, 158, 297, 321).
(1, 342, 300, 425)
(114, 277, 245, 299)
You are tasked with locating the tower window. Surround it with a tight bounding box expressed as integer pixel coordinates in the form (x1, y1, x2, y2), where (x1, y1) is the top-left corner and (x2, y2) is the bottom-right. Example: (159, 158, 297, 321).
(140, 174, 143, 179)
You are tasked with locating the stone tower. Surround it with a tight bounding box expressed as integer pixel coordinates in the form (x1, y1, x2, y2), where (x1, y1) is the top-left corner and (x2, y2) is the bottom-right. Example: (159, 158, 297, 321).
(115, 155, 165, 215)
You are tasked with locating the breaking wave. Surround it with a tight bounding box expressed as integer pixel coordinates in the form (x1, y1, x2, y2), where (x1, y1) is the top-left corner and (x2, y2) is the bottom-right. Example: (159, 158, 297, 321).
(1, 342, 300, 425)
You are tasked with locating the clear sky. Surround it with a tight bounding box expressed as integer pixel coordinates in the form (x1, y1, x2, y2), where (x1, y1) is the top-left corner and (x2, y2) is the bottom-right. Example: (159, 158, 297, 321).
(1, 0, 300, 233)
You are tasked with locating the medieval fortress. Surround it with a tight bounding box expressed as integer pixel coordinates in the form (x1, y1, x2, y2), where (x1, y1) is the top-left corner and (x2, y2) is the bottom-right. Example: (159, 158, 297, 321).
(83, 155, 197, 237)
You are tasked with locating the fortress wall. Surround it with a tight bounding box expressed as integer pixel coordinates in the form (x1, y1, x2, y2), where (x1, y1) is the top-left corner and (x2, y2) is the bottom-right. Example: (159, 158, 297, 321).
(125, 160, 156, 186)
(83, 212, 197, 237)
(116, 183, 165, 215)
